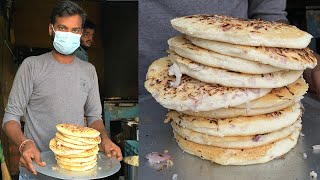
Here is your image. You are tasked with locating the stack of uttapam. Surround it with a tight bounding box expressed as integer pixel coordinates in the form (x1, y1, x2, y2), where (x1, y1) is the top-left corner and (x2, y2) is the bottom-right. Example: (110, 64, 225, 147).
(145, 14, 317, 165)
(49, 124, 101, 171)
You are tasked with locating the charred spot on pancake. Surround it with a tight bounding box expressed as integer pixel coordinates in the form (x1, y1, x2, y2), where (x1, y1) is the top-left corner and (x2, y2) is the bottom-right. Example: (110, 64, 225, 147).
(165, 81, 171, 87)
(221, 23, 232, 31)
(247, 22, 255, 27)
(292, 57, 299, 61)
(276, 95, 285, 99)
(209, 119, 219, 126)
(227, 70, 242, 75)
(267, 110, 282, 117)
(254, 25, 264, 30)
(285, 86, 295, 96)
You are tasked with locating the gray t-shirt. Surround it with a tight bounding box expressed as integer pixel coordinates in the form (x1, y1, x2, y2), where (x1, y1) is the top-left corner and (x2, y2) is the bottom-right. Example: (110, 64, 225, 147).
(3, 52, 102, 152)
(139, 0, 288, 95)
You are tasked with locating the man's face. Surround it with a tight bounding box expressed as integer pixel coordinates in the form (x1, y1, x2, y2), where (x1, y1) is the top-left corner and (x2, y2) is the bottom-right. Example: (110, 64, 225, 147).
(80, 28, 95, 48)
(49, 14, 83, 38)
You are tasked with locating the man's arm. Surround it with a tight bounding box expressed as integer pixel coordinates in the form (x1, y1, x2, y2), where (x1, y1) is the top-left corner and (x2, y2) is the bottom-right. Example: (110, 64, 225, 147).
(3, 121, 45, 174)
(84, 66, 123, 160)
(312, 68, 320, 99)
(307, 54, 320, 98)
(2, 59, 45, 174)
(4, 121, 27, 148)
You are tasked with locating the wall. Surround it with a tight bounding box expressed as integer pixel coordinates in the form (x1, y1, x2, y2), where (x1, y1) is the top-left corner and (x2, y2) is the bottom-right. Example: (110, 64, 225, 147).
(103, 1, 138, 98)
(0, 15, 20, 175)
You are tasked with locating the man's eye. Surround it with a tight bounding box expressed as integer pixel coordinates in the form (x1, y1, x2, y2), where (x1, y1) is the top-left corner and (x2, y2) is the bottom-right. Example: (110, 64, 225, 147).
(73, 30, 80, 33)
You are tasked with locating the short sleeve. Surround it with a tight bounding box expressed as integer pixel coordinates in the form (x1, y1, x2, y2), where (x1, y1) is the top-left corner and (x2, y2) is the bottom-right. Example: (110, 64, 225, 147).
(84, 66, 102, 126)
(2, 59, 34, 128)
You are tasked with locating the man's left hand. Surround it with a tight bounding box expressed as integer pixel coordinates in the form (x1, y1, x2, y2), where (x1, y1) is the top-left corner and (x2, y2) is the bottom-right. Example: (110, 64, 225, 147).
(99, 137, 123, 161)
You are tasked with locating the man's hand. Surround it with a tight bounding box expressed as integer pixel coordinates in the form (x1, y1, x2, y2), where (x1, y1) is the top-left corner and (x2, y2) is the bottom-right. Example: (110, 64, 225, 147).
(99, 137, 123, 161)
(19, 142, 46, 175)
(89, 120, 123, 161)
(305, 53, 320, 99)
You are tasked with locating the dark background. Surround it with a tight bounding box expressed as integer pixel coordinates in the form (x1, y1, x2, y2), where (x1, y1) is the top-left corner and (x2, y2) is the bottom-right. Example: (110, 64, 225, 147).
(103, 1, 138, 98)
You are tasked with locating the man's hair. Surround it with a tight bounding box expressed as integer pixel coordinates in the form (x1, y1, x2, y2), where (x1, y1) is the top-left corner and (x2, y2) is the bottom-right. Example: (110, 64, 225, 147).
(50, 0, 87, 27)
(84, 20, 96, 30)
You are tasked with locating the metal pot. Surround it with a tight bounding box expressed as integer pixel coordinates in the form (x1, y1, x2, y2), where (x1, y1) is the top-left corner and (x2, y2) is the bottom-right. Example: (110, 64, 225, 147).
(123, 156, 138, 180)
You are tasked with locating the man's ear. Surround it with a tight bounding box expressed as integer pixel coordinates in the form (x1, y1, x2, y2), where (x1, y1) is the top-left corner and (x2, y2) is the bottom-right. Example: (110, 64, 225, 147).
(49, 23, 53, 36)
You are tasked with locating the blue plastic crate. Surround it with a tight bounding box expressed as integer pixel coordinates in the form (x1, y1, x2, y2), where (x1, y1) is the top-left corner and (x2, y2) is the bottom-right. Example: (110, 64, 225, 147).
(124, 140, 139, 157)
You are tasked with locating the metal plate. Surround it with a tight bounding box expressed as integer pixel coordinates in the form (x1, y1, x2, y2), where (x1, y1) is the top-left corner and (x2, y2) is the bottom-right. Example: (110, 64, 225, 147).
(33, 151, 121, 179)
(139, 94, 320, 180)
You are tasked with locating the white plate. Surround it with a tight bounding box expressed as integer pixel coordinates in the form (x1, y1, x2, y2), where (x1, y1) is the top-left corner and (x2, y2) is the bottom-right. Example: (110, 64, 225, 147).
(33, 151, 121, 179)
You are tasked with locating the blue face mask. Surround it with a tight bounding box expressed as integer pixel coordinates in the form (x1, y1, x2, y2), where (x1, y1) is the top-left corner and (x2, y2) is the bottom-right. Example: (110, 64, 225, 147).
(52, 25, 81, 55)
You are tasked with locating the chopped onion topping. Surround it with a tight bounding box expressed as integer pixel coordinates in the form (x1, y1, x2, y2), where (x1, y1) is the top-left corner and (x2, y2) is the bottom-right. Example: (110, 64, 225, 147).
(310, 171, 317, 179)
(145, 152, 172, 164)
(172, 174, 178, 180)
(168, 63, 182, 87)
(252, 135, 262, 142)
(312, 145, 320, 150)
(303, 153, 307, 159)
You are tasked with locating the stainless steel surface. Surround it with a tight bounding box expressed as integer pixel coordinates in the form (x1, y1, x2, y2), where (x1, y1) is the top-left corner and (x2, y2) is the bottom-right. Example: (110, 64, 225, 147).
(139, 94, 320, 180)
(33, 151, 121, 179)
(127, 165, 138, 180)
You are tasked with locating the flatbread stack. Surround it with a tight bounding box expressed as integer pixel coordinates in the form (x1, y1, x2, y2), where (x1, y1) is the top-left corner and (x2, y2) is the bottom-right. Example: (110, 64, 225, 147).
(145, 14, 317, 165)
(49, 124, 101, 171)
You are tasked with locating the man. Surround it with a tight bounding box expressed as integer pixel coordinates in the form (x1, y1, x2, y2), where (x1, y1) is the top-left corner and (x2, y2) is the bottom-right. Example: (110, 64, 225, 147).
(2, 1, 122, 179)
(74, 20, 95, 61)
